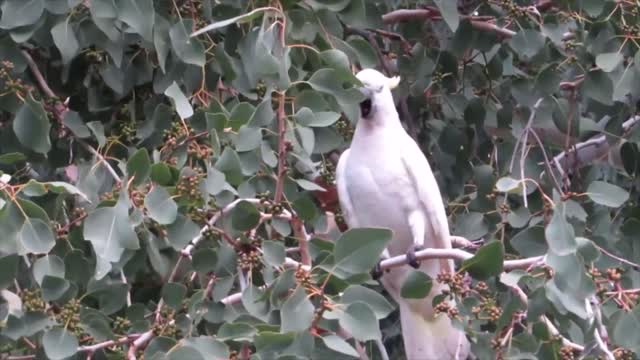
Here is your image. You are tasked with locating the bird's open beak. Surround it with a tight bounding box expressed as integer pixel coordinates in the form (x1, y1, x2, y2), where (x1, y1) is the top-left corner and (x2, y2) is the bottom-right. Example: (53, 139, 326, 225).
(359, 86, 374, 99)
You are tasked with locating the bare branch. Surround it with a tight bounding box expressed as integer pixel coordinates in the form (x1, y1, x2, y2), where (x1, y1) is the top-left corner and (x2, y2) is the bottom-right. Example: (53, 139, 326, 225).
(127, 328, 158, 359)
(541, 316, 585, 351)
(382, 9, 516, 38)
(78, 335, 141, 354)
(274, 91, 287, 203)
(550, 115, 640, 178)
(21, 49, 123, 185)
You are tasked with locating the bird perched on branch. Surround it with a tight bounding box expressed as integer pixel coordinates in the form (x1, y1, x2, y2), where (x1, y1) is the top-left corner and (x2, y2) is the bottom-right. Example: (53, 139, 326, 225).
(335, 68, 471, 359)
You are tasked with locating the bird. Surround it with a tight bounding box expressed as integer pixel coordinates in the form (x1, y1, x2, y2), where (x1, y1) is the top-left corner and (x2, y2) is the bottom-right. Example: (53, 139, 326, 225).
(335, 68, 471, 359)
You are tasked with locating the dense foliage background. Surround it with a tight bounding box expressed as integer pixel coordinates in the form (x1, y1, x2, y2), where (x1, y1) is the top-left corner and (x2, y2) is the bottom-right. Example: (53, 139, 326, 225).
(1, 0, 640, 359)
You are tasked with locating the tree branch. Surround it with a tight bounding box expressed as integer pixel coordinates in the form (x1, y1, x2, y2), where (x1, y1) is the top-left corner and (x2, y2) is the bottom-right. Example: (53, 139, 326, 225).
(274, 91, 287, 204)
(382, 9, 516, 38)
(21, 49, 123, 185)
(78, 335, 141, 354)
(550, 115, 640, 178)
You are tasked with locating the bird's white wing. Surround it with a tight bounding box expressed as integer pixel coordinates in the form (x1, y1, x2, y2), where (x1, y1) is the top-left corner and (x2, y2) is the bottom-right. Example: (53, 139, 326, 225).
(335, 149, 359, 228)
(399, 136, 453, 268)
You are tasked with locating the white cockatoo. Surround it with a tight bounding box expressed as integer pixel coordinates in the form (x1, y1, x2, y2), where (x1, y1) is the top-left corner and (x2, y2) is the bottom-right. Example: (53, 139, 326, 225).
(335, 69, 470, 359)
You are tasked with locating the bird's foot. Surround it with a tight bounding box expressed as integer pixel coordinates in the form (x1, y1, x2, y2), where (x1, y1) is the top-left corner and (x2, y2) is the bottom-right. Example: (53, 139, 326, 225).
(406, 245, 424, 268)
(371, 260, 384, 280)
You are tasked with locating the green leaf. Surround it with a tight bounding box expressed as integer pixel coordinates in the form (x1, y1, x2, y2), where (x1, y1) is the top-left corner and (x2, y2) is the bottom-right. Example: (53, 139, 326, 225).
(509, 30, 545, 59)
(306, 0, 350, 11)
(613, 306, 640, 352)
(231, 200, 261, 231)
(338, 302, 381, 341)
(170, 19, 205, 67)
(319, 49, 351, 75)
(204, 166, 226, 195)
(340, 285, 395, 319)
(433, 0, 459, 32)
(295, 178, 326, 192)
(19, 218, 55, 254)
(545, 253, 595, 318)
(145, 337, 177, 359)
(0, 0, 44, 29)
(153, 15, 171, 72)
(145, 186, 178, 225)
(151, 163, 174, 186)
(183, 337, 229, 360)
(41, 275, 70, 301)
(32, 255, 65, 285)
(62, 111, 90, 138)
(116, 0, 154, 41)
(596, 52, 623, 72)
(242, 285, 269, 320)
(495, 176, 523, 193)
(248, 97, 275, 127)
(586, 181, 629, 207)
(454, 212, 489, 240)
(321, 335, 359, 358)
(167, 346, 205, 360)
(51, 20, 79, 64)
(400, 270, 433, 299)
(42, 328, 79, 360)
(87, 121, 107, 147)
(80, 307, 114, 342)
(162, 282, 187, 309)
(166, 214, 201, 250)
(234, 125, 262, 152)
(90, 0, 120, 41)
(83, 199, 139, 263)
(191, 7, 279, 37)
(13, 95, 51, 154)
(192, 248, 217, 273)
(295, 107, 341, 127)
(263, 240, 285, 267)
(461, 241, 504, 280)
(217, 323, 256, 341)
(584, 70, 613, 105)
(545, 206, 576, 256)
(0, 255, 19, 289)
(127, 148, 151, 186)
(164, 82, 194, 119)
(334, 228, 392, 276)
(0, 152, 26, 165)
(281, 287, 314, 332)
(347, 38, 378, 69)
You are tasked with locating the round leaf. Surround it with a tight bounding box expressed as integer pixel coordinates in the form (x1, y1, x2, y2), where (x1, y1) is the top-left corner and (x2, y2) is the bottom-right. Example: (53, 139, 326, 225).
(42, 328, 79, 360)
(400, 270, 433, 299)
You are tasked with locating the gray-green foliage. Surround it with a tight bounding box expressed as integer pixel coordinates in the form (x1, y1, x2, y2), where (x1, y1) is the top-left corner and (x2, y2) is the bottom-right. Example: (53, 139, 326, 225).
(0, 0, 639, 359)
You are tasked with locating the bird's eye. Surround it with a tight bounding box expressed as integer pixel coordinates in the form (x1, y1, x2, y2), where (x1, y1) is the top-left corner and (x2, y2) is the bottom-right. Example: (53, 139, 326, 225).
(360, 98, 372, 118)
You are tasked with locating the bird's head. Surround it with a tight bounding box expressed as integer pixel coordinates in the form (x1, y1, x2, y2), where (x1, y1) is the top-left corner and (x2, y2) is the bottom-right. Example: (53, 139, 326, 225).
(355, 68, 400, 121)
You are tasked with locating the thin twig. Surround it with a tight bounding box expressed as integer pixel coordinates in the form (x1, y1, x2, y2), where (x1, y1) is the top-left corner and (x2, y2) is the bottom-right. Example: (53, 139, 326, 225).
(78, 334, 141, 354)
(274, 91, 287, 203)
(382, 9, 516, 38)
(541, 316, 585, 351)
(550, 115, 640, 178)
(593, 243, 640, 269)
(127, 329, 155, 360)
(21, 49, 123, 185)
(508, 98, 545, 207)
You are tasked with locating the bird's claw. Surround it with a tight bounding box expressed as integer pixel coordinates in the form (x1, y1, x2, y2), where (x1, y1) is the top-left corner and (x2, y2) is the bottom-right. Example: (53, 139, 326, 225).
(371, 261, 384, 280)
(406, 245, 424, 269)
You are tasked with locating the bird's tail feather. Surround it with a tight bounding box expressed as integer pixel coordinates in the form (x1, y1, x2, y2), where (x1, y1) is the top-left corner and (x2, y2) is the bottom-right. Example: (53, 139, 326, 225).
(398, 303, 469, 360)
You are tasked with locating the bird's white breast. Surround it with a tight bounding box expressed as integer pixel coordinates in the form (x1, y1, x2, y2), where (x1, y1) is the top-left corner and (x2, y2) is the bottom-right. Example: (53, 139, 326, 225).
(343, 144, 420, 256)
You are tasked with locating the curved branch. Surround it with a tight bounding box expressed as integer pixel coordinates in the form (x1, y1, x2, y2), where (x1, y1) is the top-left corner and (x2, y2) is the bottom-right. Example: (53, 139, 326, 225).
(550, 115, 640, 178)
(382, 9, 516, 38)
(21, 49, 123, 185)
